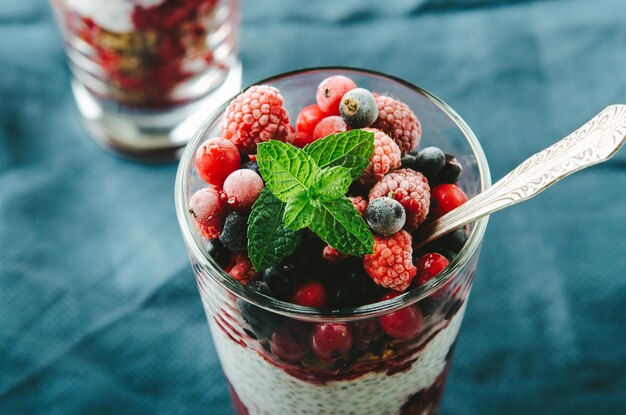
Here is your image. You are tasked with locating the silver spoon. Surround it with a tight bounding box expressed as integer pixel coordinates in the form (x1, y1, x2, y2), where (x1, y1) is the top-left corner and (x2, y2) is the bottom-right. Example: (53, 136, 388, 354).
(414, 104, 626, 249)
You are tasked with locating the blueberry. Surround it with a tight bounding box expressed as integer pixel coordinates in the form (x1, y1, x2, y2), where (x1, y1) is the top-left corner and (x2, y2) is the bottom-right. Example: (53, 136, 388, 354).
(237, 300, 281, 339)
(401, 154, 418, 170)
(247, 279, 274, 296)
(205, 238, 231, 268)
(219, 212, 248, 251)
(243, 160, 262, 180)
(339, 88, 378, 128)
(262, 263, 299, 298)
(416, 146, 446, 177)
(436, 154, 463, 184)
(439, 227, 468, 253)
(365, 197, 406, 236)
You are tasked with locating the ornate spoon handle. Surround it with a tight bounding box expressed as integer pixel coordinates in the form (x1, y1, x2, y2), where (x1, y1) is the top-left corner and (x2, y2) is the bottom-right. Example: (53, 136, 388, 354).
(414, 104, 626, 249)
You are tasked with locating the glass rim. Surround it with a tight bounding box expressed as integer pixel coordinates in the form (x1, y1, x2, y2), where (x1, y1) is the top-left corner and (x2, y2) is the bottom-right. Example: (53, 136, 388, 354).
(175, 66, 491, 322)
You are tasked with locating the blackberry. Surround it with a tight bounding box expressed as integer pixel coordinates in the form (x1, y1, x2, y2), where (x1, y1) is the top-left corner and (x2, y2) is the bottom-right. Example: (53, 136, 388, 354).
(339, 88, 378, 128)
(205, 238, 231, 268)
(219, 212, 248, 251)
(416, 146, 445, 177)
(365, 197, 406, 236)
(401, 154, 418, 170)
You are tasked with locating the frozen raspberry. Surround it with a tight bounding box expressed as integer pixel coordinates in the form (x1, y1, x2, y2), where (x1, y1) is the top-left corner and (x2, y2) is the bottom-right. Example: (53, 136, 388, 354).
(322, 245, 348, 262)
(378, 292, 424, 339)
(222, 85, 293, 154)
(189, 187, 225, 239)
(296, 104, 327, 136)
(223, 169, 265, 211)
(312, 116, 347, 140)
(349, 195, 368, 216)
(226, 251, 258, 285)
(363, 230, 417, 291)
(430, 183, 468, 219)
(289, 281, 328, 308)
(369, 169, 430, 231)
(316, 75, 357, 115)
(372, 94, 422, 154)
(311, 323, 353, 361)
(195, 137, 241, 186)
(358, 128, 402, 186)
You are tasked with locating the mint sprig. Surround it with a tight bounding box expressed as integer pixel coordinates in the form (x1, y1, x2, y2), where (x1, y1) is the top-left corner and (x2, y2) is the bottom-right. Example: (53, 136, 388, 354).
(248, 130, 375, 270)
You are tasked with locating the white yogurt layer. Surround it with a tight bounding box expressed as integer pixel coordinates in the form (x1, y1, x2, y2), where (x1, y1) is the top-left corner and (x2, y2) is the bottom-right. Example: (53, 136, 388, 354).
(210, 303, 467, 415)
(64, 0, 166, 33)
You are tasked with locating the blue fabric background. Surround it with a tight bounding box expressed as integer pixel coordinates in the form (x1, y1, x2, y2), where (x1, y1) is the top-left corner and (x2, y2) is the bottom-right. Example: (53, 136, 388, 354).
(1, 0, 625, 413)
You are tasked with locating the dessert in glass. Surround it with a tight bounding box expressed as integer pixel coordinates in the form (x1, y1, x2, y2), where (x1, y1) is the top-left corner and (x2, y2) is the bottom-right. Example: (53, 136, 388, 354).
(49, 0, 241, 160)
(175, 68, 491, 414)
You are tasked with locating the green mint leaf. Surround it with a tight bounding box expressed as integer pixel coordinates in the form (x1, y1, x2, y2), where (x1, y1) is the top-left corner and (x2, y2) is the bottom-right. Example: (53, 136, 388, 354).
(283, 191, 315, 230)
(312, 166, 352, 200)
(248, 188, 302, 270)
(257, 141, 319, 202)
(309, 197, 374, 256)
(303, 130, 375, 179)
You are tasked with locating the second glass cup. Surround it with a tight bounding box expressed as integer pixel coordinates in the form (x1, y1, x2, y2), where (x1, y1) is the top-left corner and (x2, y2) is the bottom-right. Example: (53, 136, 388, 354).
(176, 68, 491, 414)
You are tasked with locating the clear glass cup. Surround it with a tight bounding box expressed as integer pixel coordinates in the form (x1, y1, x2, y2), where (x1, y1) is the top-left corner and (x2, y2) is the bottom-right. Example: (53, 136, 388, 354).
(175, 68, 491, 414)
(49, 0, 242, 161)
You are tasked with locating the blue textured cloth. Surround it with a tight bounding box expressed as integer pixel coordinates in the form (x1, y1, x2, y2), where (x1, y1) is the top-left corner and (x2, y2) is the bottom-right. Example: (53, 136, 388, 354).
(1, 0, 625, 414)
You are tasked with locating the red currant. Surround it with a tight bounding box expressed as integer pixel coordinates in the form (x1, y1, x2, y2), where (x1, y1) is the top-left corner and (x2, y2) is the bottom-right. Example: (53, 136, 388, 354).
(195, 137, 240, 186)
(296, 104, 327, 136)
(289, 281, 328, 308)
(311, 323, 353, 360)
(312, 116, 347, 140)
(378, 292, 423, 340)
(270, 329, 309, 362)
(430, 184, 468, 219)
(415, 253, 449, 286)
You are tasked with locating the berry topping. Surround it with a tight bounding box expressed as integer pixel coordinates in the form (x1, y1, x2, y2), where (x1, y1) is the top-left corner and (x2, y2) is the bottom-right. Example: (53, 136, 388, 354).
(312, 115, 347, 140)
(358, 128, 402, 186)
(348, 195, 368, 216)
(416, 146, 445, 178)
(436, 154, 463, 184)
(223, 169, 265, 211)
(371, 94, 422, 154)
(378, 292, 424, 340)
(189, 186, 225, 239)
(226, 251, 258, 285)
(219, 212, 249, 251)
(311, 323, 353, 361)
(322, 245, 348, 262)
(296, 104, 327, 136)
(365, 197, 406, 236)
(330, 260, 381, 307)
(195, 137, 241, 186)
(270, 326, 310, 362)
(289, 280, 328, 308)
(222, 85, 293, 154)
(352, 319, 385, 353)
(363, 230, 417, 291)
(430, 183, 468, 219)
(262, 264, 299, 298)
(315, 75, 357, 115)
(339, 88, 378, 128)
(369, 168, 431, 231)
(414, 253, 449, 286)
(205, 238, 231, 268)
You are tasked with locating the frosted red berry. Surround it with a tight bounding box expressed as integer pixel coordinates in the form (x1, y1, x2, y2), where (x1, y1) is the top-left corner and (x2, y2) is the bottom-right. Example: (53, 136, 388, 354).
(195, 137, 241, 186)
(292, 131, 315, 148)
(222, 85, 293, 154)
(322, 245, 348, 262)
(348, 195, 368, 216)
(363, 230, 417, 291)
(316, 75, 357, 115)
(369, 168, 430, 231)
(222, 169, 265, 211)
(372, 94, 422, 154)
(359, 128, 402, 186)
(226, 251, 258, 285)
(430, 184, 468, 219)
(289, 281, 328, 308)
(296, 104, 327, 136)
(189, 186, 225, 239)
(312, 116, 347, 140)
(311, 323, 353, 361)
(378, 292, 424, 340)
(270, 328, 309, 362)
(415, 253, 449, 286)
